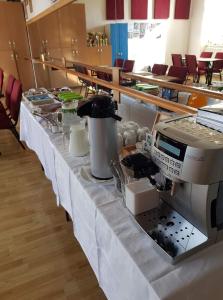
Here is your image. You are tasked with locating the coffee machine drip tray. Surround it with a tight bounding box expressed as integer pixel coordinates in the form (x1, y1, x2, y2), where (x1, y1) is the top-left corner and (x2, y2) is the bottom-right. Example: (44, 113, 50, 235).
(135, 201, 209, 263)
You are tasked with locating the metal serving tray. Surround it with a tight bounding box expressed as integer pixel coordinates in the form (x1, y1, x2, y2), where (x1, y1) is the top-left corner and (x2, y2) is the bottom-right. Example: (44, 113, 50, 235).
(135, 201, 209, 263)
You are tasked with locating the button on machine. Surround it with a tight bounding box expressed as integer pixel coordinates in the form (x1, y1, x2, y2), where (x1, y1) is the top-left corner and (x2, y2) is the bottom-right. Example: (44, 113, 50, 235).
(175, 162, 181, 169)
(170, 160, 174, 166)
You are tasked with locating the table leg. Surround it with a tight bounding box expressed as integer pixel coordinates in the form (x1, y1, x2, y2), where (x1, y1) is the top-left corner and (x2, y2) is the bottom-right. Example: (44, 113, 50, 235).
(206, 68, 213, 86)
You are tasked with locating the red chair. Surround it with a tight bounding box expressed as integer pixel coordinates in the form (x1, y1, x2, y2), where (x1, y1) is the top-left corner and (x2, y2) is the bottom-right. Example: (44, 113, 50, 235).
(0, 74, 15, 113)
(185, 54, 205, 83)
(0, 79, 25, 149)
(171, 54, 183, 67)
(212, 52, 223, 80)
(122, 60, 135, 72)
(198, 51, 213, 72)
(0, 75, 15, 114)
(0, 68, 4, 96)
(152, 64, 168, 75)
(73, 64, 96, 97)
(114, 58, 124, 68)
(95, 71, 112, 94)
(167, 66, 188, 84)
(215, 52, 223, 59)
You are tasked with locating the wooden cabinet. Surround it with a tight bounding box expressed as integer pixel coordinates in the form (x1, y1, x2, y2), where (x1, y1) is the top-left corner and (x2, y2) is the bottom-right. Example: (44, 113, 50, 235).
(0, 4, 11, 51)
(0, 2, 34, 90)
(28, 3, 112, 88)
(28, 22, 42, 58)
(62, 46, 86, 63)
(59, 4, 86, 48)
(86, 46, 112, 66)
(100, 46, 112, 65)
(38, 11, 61, 49)
(59, 3, 87, 66)
(8, 3, 30, 56)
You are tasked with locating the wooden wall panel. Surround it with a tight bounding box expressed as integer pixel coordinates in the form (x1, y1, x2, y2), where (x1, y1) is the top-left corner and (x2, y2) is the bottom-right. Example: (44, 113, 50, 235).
(154, 0, 170, 19)
(174, 0, 191, 19)
(131, 0, 148, 19)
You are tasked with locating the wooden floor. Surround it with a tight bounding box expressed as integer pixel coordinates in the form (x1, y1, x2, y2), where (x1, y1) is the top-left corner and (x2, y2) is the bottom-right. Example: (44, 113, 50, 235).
(0, 130, 106, 300)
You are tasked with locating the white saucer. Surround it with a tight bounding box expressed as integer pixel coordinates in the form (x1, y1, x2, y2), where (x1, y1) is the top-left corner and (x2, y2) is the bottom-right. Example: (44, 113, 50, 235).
(79, 167, 114, 185)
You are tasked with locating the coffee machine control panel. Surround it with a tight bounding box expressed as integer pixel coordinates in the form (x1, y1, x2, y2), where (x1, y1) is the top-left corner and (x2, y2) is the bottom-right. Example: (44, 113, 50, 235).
(151, 131, 186, 181)
(152, 147, 183, 180)
(151, 116, 223, 184)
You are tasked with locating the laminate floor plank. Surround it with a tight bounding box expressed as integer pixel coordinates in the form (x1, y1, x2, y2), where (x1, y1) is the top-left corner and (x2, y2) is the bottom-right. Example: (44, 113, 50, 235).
(0, 130, 106, 300)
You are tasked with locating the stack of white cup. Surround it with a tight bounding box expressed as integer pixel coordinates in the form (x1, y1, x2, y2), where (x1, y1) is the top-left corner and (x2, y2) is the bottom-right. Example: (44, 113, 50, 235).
(117, 121, 150, 150)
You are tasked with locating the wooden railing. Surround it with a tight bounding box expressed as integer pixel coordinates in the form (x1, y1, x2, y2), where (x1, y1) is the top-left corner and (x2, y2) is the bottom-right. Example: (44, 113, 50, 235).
(27, 56, 223, 115)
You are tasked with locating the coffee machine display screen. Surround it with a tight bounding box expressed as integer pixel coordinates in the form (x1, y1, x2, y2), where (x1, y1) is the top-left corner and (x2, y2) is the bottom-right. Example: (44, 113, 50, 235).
(155, 133, 187, 161)
(159, 140, 180, 157)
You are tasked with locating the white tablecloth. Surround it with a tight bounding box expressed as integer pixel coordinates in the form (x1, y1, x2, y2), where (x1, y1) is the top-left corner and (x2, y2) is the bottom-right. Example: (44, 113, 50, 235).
(20, 101, 223, 300)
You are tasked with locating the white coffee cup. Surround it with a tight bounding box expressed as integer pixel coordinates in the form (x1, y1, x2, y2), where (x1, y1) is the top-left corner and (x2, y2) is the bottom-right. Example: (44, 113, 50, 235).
(125, 121, 139, 133)
(137, 128, 146, 142)
(124, 130, 137, 146)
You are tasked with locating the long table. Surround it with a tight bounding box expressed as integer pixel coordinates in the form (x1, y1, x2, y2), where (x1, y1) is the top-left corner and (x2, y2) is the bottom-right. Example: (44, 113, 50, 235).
(20, 101, 223, 300)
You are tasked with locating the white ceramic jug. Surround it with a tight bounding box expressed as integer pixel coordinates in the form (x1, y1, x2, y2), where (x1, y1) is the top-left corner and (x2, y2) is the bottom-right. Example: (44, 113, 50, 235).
(69, 122, 89, 156)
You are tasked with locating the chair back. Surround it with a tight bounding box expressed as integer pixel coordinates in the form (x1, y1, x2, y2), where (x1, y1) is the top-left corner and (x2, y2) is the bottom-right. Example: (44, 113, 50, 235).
(198, 52, 213, 70)
(152, 64, 168, 75)
(171, 54, 183, 67)
(114, 58, 124, 68)
(200, 51, 213, 58)
(96, 71, 112, 82)
(73, 64, 93, 87)
(0, 68, 4, 94)
(74, 64, 88, 75)
(213, 52, 223, 73)
(5, 74, 15, 109)
(215, 52, 223, 59)
(9, 79, 22, 124)
(167, 66, 188, 83)
(185, 55, 197, 75)
(122, 60, 135, 72)
(212, 59, 223, 72)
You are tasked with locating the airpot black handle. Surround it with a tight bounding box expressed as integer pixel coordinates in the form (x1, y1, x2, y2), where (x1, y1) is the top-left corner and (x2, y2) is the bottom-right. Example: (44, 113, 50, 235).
(111, 114, 122, 121)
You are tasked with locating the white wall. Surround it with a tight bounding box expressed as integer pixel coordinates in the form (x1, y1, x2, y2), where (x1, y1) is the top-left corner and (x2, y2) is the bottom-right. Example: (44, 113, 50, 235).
(164, 0, 191, 65)
(187, 0, 204, 56)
